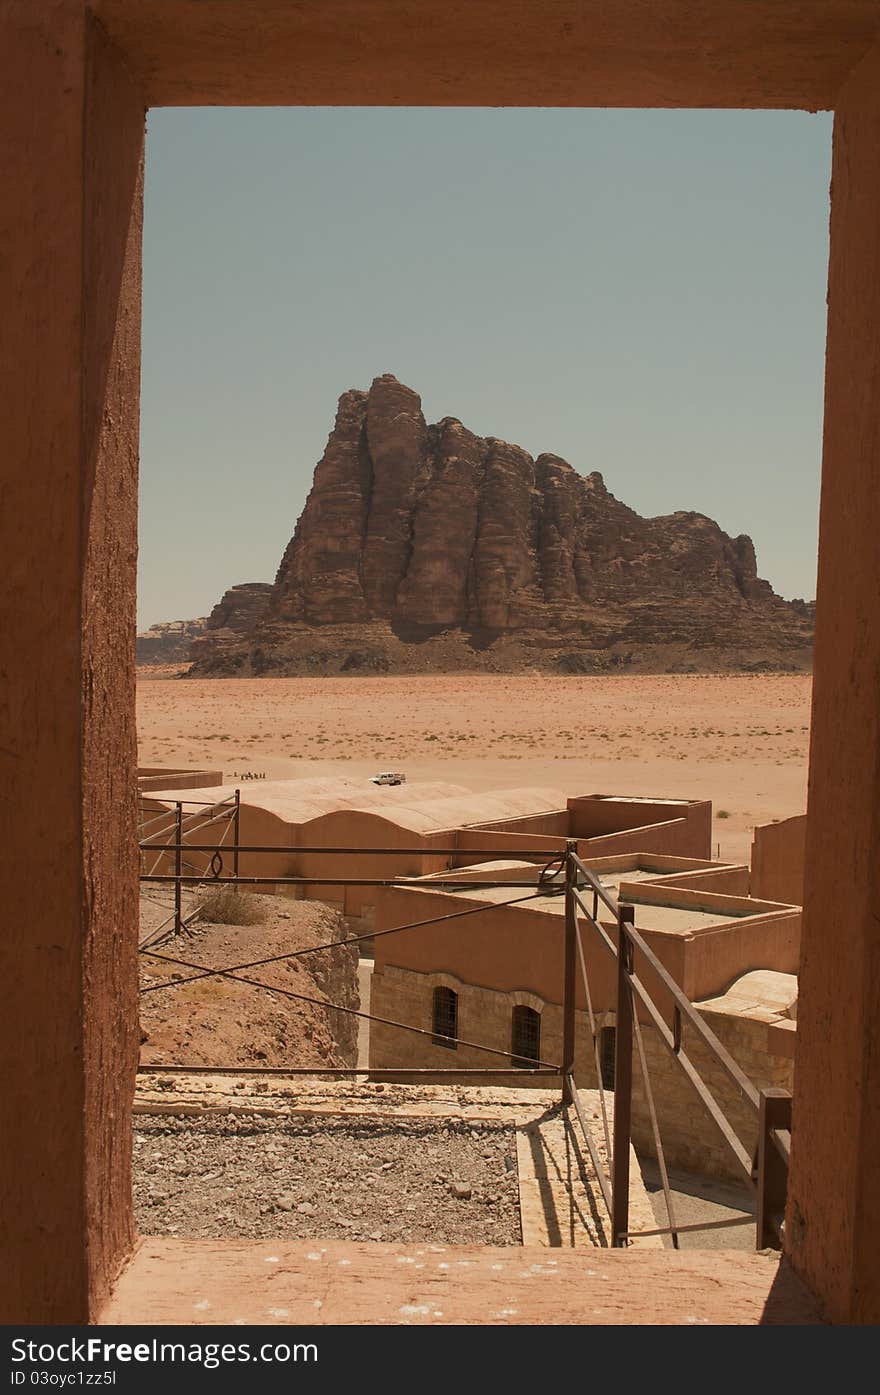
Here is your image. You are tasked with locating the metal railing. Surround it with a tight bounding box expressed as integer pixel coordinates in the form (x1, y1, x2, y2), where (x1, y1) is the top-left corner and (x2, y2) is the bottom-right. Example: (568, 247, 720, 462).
(138, 823, 790, 1249)
(137, 791, 240, 948)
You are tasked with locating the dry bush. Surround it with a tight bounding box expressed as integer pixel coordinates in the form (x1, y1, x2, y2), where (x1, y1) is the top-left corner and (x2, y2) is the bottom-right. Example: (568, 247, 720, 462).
(198, 886, 267, 926)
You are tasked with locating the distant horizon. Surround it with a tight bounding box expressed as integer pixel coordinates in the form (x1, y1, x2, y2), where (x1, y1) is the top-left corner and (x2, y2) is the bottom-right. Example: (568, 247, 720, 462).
(138, 108, 831, 629)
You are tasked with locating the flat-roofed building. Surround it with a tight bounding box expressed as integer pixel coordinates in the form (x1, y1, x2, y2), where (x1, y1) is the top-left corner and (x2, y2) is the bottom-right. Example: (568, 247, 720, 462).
(369, 853, 800, 1178)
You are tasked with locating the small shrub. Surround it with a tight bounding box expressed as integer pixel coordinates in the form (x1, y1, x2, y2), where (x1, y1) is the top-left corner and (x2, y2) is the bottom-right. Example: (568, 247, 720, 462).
(198, 887, 266, 925)
(716, 809, 731, 819)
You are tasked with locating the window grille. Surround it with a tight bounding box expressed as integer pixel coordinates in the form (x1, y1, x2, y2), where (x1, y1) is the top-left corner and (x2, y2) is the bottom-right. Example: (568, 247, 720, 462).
(432, 986, 458, 1049)
(511, 1005, 541, 1067)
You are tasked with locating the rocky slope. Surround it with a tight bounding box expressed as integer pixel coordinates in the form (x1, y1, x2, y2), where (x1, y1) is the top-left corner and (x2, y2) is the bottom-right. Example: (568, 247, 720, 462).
(137, 617, 207, 665)
(189, 374, 814, 676)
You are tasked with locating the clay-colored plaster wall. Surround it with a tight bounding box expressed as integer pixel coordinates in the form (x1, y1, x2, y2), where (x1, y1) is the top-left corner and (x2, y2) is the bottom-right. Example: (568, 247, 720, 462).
(451, 816, 706, 866)
(681, 914, 802, 1003)
(92, 0, 880, 109)
(5, 0, 879, 1329)
(751, 815, 806, 906)
(645, 866, 752, 896)
(786, 43, 880, 1325)
(138, 767, 223, 792)
(464, 810, 571, 838)
(295, 811, 445, 916)
(568, 797, 712, 856)
(0, 6, 144, 1322)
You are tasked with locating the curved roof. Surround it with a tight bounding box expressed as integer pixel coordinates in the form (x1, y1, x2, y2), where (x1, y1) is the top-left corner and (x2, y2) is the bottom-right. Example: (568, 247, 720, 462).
(143, 777, 566, 837)
(699, 969, 798, 1021)
(300, 785, 566, 835)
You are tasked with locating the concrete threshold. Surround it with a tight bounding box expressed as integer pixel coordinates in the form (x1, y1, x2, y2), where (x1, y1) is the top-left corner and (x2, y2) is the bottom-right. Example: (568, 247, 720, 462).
(102, 1238, 821, 1325)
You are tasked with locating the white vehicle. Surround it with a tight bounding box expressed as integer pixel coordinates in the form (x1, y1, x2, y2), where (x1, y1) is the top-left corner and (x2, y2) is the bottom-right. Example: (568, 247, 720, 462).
(370, 771, 406, 786)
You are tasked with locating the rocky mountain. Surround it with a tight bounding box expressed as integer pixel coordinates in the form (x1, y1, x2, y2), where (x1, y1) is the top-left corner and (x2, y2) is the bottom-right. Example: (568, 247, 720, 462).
(136, 617, 208, 666)
(187, 374, 814, 676)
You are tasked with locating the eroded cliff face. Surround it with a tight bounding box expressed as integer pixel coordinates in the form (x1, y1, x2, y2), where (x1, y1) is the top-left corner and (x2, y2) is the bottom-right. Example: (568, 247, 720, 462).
(136, 617, 208, 665)
(190, 374, 814, 675)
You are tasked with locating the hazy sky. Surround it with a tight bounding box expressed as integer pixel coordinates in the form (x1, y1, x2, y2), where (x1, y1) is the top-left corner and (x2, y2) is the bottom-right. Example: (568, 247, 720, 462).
(139, 107, 832, 630)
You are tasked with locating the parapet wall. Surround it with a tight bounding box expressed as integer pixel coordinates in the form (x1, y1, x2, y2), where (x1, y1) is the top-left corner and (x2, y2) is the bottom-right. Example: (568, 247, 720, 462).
(137, 767, 223, 792)
(751, 815, 806, 907)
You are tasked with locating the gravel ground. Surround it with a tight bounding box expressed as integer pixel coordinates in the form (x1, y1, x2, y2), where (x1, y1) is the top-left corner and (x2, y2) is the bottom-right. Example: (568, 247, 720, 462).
(133, 1114, 521, 1246)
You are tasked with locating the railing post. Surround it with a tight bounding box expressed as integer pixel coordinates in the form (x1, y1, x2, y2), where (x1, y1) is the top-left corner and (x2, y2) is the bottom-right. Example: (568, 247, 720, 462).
(562, 839, 578, 1104)
(174, 800, 182, 936)
(233, 788, 241, 881)
(611, 903, 635, 1246)
(756, 1087, 792, 1250)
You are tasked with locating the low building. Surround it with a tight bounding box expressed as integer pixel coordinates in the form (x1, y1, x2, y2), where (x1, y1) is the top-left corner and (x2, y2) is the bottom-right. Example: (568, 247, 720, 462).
(139, 778, 712, 919)
(368, 853, 800, 1180)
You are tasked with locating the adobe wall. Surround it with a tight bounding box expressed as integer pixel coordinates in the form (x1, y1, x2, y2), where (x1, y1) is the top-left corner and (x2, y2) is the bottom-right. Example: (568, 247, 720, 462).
(452, 816, 704, 865)
(0, 8, 144, 1323)
(373, 881, 800, 1020)
(294, 811, 448, 917)
(91, 1, 880, 109)
(463, 809, 571, 838)
(785, 43, 880, 1324)
(140, 797, 295, 881)
(567, 797, 712, 858)
(750, 815, 806, 906)
(681, 914, 801, 1002)
(6, 0, 879, 1328)
(644, 865, 752, 896)
(137, 767, 224, 792)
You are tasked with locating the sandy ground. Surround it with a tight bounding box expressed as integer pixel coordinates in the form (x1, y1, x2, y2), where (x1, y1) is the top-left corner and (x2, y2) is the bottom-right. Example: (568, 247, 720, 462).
(137, 673, 811, 863)
(138, 893, 359, 1070)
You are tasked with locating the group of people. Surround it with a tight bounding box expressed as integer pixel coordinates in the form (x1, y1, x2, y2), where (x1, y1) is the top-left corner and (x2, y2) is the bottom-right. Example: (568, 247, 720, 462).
(231, 770, 267, 781)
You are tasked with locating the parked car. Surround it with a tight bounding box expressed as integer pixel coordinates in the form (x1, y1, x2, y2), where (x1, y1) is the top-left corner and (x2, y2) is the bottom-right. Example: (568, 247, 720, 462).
(370, 771, 406, 786)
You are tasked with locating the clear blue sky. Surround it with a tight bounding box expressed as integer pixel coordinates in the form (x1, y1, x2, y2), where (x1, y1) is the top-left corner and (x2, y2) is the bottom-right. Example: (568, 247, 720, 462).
(139, 107, 832, 629)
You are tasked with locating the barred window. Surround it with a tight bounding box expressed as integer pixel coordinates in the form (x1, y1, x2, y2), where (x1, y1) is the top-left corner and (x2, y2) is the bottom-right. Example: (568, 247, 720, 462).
(432, 987, 458, 1049)
(511, 1005, 541, 1068)
(599, 1025, 616, 1089)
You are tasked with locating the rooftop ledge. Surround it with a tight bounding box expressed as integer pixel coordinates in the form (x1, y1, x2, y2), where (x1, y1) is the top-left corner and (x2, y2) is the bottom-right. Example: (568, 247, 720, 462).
(102, 1239, 822, 1326)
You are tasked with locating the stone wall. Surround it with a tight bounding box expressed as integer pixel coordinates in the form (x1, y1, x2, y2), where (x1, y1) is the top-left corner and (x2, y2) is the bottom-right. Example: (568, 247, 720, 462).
(631, 1010, 795, 1180)
(370, 965, 795, 1181)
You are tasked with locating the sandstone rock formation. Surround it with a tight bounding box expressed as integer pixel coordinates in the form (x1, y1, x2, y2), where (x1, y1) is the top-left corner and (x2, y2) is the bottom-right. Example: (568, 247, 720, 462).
(189, 374, 814, 676)
(136, 617, 207, 666)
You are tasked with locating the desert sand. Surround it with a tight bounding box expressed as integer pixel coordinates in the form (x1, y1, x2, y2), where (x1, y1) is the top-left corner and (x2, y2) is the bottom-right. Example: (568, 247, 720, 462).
(137, 673, 811, 865)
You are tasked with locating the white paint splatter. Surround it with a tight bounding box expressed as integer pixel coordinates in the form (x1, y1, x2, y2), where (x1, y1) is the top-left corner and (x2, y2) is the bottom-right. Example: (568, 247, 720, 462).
(264, 1256, 280, 1265)
(399, 1304, 431, 1317)
(193, 1300, 210, 1311)
(267, 1308, 289, 1318)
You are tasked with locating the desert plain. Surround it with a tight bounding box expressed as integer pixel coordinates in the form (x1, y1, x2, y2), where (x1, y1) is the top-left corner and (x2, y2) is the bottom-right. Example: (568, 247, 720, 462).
(137, 672, 812, 864)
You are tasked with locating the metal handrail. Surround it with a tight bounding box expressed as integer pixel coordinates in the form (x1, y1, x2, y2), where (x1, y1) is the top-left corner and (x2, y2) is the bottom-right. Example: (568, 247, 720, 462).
(571, 885, 760, 1113)
(570, 852, 624, 918)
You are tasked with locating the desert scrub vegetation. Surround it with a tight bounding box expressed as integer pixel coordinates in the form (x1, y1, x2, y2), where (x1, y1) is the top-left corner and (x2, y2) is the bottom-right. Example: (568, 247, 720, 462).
(198, 887, 267, 925)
